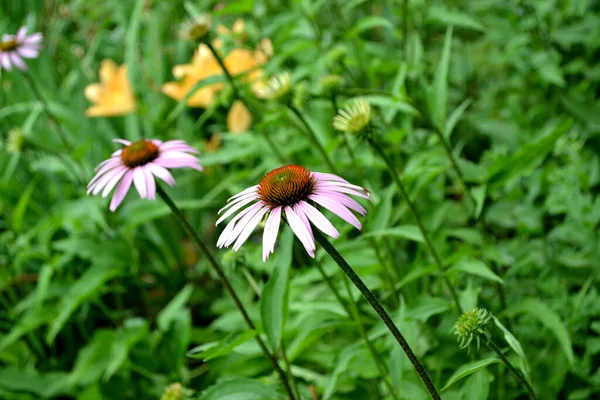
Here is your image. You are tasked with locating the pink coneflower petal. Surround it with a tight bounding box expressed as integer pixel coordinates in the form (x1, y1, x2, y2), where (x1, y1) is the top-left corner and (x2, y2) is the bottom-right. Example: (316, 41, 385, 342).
(24, 33, 43, 45)
(309, 194, 362, 230)
(9, 53, 25, 70)
(133, 167, 148, 198)
(88, 138, 203, 211)
(298, 200, 340, 239)
(110, 171, 135, 211)
(285, 205, 315, 257)
(148, 163, 175, 186)
(216, 165, 369, 260)
(262, 206, 281, 261)
(16, 27, 27, 41)
(1, 55, 12, 70)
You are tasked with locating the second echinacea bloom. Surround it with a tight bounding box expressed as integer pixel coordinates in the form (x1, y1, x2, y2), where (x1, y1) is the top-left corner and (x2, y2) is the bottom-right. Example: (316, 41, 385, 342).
(0, 26, 42, 73)
(84, 59, 136, 117)
(217, 165, 370, 261)
(88, 139, 203, 211)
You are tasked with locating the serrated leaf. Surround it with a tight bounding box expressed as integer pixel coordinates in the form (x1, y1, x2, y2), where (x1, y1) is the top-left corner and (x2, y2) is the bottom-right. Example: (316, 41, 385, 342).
(442, 358, 500, 390)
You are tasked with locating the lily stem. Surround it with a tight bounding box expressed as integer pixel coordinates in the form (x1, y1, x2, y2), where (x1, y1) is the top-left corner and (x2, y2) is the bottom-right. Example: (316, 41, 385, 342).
(313, 229, 441, 400)
(156, 185, 296, 400)
(368, 138, 463, 314)
(205, 41, 286, 164)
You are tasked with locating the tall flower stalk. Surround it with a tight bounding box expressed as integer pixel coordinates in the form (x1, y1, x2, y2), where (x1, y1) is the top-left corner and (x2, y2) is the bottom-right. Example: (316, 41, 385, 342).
(216, 165, 440, 399)
(334, 100, 463, 313)
(88, 140, 296, 400)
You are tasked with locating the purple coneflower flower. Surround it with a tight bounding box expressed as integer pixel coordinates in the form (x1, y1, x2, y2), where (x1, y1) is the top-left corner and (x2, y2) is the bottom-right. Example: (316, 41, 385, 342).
(0, 26, 42, 73)
(88, 139, 203, 211)
(217, 165, 370, 261)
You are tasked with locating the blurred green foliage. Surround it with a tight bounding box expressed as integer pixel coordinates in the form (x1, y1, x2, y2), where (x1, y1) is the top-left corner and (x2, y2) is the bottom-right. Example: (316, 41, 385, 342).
(1, 0, 599, 399)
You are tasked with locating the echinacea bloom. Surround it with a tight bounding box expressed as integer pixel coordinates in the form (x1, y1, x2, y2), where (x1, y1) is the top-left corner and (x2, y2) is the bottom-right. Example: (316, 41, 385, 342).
(0, 26, 42, 73)
(84, 59, 136, 117)
(88, 139, 203, 211)
(162, 19, 272, 133)
(217, 165, 370, 261)
(255, 72, 291, 101)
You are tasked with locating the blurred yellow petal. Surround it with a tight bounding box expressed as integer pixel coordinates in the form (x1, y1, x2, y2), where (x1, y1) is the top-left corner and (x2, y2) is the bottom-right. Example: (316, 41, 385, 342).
(99, 59, 118, 83)
(161, 76, 217, 108)
(232, 19, 245, 34)
(227, 100, 252, 133)
(85, 59, 136, 118)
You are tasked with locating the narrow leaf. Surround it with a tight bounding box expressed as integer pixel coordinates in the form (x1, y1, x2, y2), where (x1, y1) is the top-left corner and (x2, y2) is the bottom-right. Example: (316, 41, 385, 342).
(442, 358, 500, 390)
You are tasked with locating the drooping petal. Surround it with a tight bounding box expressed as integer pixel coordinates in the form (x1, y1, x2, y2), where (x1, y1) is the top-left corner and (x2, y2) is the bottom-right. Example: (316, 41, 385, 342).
(224, 203, 267, 248)
(109, 170, 134, 211)
(233, 206, 269, 251)
(16, 27, 27, 41)
(101, 165, 129, 198)
(9, 53, 26, 70)
(309, 194, 362, 230)
(1, 53, 12, 70)
(133, 167, 147, 199)
(148, 163, 176, 186)
(88, 158, 122, 187)
(113, 138, 131, 146)
(216, 195, 258, 225)
(298, 200, 340, 239)
(90, 165, 127, 195)
(143, 166, 156, 200)
(225, 185, 259, 203)
(285, 205, 315, 257)
(312, 190, 367, 215)
(314, 182, 370, 199)
(218, 191, 258, 215)
(262, 207, 282, 261)
(217, 202, 263, 248)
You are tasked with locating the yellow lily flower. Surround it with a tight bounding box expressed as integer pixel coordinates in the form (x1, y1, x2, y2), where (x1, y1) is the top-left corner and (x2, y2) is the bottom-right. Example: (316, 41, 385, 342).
(84, 59, 136, 117)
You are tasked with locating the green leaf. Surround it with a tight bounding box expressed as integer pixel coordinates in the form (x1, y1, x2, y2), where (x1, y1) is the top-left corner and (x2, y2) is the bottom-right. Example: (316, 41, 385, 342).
(261, 228, 294, 349)
(442, 358, 500, 390)
(471, 185, 487, 219)
(449, 258, 503, 283)
(11, 177, 39, 232)
(428, 26, 453, 130)
(47, 266, 121, 344)
(363, 225, 424, 242)
(493, 316, 531, 379)
(198, 377, 284, 400)
(445, 98, 472, 139)
(212, 0, 254, 15)
(505, 299, 575, 364)
(187, 330, 257, 361)
(157, 284, 194, 331)
(487, 120, 572, 188)
(427, 6, 485, 31)
(407, 297, 452, 322)
(347, 16, 394, 37)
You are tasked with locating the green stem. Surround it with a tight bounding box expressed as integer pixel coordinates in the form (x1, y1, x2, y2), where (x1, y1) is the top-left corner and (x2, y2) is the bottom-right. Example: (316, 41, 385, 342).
(156, 186, 296, 400)
(487, 339, 536, 400)
(368, 138, 463, 313)
(280, 339, 301, 400)
(22, 71, 87, 183)
(205, 41, 238, 95)
(313, 230, 441, 400)
(289, 105, 338, 174)
(22, 71, 73, 152)
(341, 274, 400, 400)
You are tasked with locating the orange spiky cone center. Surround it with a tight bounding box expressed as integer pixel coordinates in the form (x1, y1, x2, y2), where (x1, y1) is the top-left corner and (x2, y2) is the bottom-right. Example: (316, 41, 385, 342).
(258, 165, 315, 207)
(120, 140, 159, 168)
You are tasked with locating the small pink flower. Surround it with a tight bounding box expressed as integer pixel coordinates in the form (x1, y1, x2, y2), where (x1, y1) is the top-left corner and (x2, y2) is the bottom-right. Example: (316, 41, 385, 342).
(217, 165, 370, 261)
(0, 26, 42, 73)
(88, 139, 203, 211)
